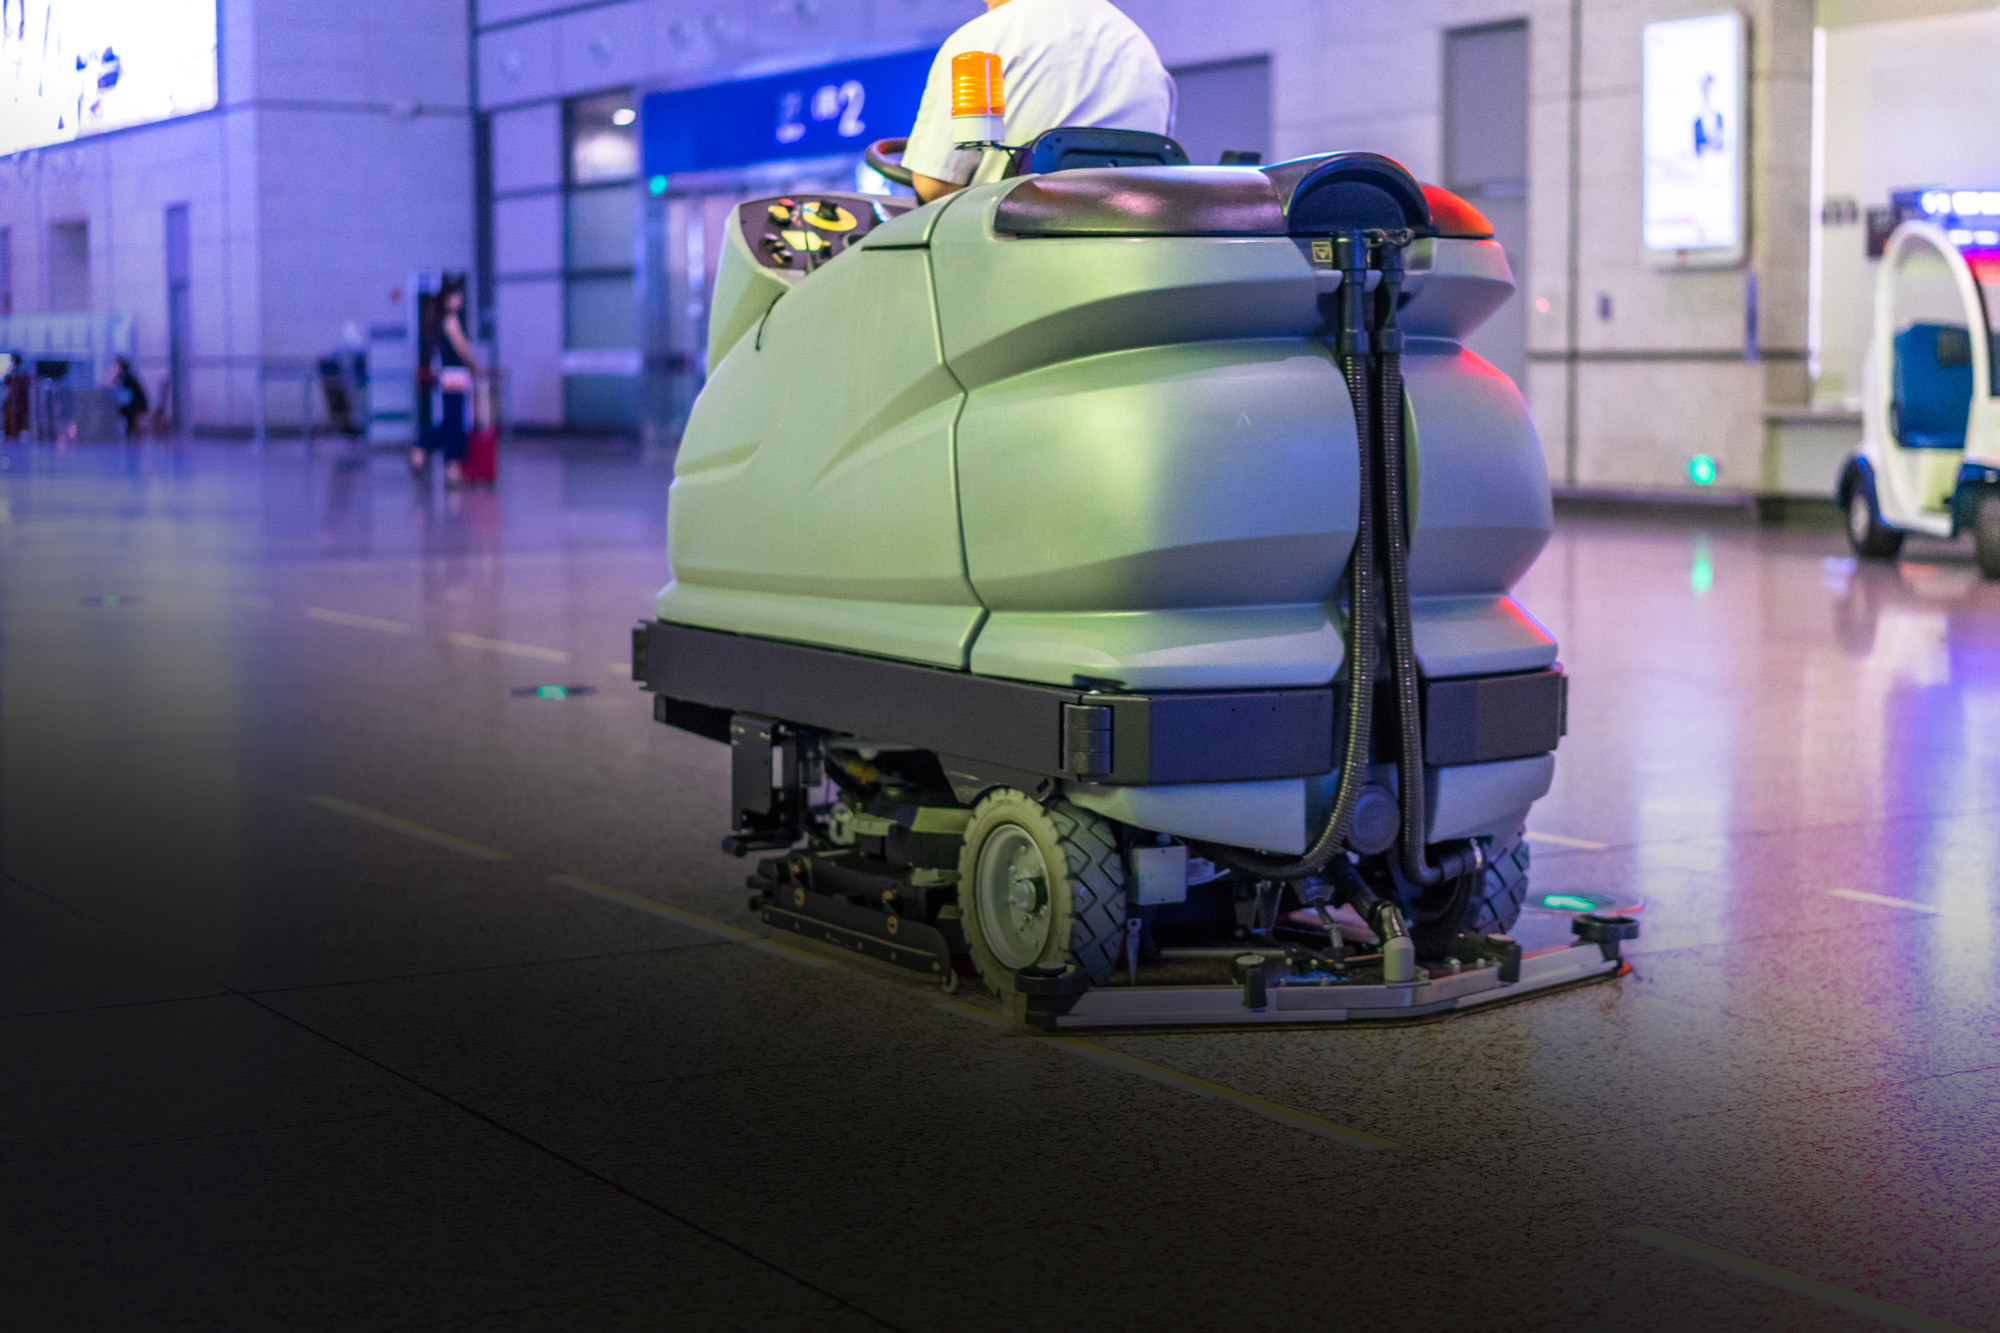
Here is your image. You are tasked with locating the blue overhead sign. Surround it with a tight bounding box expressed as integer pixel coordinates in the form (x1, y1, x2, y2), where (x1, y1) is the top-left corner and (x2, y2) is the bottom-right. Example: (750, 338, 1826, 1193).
(642, 48, 936, 177)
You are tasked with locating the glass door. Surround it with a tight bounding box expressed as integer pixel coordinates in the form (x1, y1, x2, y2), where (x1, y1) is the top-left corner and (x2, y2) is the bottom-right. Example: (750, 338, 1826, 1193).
(641, 162, 862, 448)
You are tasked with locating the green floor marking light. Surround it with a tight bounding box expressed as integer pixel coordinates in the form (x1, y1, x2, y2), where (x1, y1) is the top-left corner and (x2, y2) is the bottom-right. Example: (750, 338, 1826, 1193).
(1687, 454, 1718, 485)
(511, 684, 597, 700)
(1690, 531, 1714, 593)
(1540, 894, 1600, 912)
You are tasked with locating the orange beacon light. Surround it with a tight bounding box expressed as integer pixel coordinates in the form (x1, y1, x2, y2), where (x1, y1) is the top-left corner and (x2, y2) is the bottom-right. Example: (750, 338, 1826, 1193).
(950, 50, 1006, 146)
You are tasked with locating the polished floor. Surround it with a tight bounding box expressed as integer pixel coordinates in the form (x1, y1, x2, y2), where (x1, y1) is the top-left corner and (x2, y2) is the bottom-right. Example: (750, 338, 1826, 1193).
(3, 438, 1997, 1332)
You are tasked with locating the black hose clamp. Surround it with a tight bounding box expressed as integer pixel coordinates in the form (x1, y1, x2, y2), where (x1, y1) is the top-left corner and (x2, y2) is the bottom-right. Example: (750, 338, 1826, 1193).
(1331, 230, 1372, 357)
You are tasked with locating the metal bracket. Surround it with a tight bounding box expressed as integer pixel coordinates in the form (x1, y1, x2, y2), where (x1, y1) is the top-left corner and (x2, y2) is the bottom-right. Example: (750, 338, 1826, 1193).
(759, 878, 954, 980)
(1062, 703, 1112, 777)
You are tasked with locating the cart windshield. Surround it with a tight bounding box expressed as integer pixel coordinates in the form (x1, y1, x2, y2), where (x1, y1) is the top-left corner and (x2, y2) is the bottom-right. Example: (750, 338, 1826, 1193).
(1962, 247, 2000, 396)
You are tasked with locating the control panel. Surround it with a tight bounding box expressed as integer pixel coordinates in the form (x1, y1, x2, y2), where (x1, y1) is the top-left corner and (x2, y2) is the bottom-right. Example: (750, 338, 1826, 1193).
(738, 193, 914, 273)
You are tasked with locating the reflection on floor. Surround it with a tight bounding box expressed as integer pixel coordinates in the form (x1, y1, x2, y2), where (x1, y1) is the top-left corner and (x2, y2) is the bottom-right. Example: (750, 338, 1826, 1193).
(3, 439, 1996, 1331)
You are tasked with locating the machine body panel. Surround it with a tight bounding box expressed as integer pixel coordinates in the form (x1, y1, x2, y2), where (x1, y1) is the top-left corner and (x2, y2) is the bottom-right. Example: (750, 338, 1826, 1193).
(662, 240, 981, 668)
(956, 339, 1358, 689)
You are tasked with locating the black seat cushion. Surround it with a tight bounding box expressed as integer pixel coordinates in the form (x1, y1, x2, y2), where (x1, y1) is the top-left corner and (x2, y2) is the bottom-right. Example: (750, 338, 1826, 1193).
(1004, 127, 1190, 177)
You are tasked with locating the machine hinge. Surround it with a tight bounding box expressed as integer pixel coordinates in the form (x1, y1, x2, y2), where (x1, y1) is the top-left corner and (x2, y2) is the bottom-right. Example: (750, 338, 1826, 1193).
(1062, 703, 1113, 777)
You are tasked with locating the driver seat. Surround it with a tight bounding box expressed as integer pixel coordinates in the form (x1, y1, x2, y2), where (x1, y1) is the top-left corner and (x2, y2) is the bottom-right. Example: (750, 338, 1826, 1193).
(1004, 127, 1189, 177)
(1892, 323, 1974, 451)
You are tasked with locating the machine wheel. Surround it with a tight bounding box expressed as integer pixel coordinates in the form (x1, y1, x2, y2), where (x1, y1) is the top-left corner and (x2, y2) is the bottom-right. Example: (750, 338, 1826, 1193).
(1369, 830, 1530, 960)
(1974, 495, 2000, 580)
(1845, 480, 1904, 559)
(957, 790, 1128, 997)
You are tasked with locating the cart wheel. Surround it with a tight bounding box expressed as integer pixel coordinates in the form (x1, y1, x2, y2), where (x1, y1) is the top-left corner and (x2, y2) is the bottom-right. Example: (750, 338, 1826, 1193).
(1975, 495, 2000, 579)
(956, 790, 1128, 999)
(1846, 481, 1904, 559)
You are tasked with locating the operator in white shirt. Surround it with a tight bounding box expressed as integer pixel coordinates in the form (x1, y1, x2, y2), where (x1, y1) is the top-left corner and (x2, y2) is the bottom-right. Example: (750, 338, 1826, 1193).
(901, 0, 1177, 204)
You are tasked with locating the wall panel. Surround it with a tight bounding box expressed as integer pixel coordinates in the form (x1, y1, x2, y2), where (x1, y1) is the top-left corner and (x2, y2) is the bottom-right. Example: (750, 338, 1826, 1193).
(497, 277, 564, 425)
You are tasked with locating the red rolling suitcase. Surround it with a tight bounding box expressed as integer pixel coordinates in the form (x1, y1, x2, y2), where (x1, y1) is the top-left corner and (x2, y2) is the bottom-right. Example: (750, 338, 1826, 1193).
(462, 424, 498, 484)
(461, 376, 498, 484)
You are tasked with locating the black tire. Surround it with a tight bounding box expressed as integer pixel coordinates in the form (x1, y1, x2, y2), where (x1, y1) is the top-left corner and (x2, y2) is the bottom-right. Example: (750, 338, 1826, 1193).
(956, 790, 1129, 997)
(1975, 494, 2000, 580)
(1845, 479, 1904, 559)
(1365, 830, 1530, 959)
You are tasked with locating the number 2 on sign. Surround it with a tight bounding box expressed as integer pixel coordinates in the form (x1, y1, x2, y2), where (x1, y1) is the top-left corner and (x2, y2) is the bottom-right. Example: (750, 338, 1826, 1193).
(779, 79, 864, 145)
(836, 80, 864, 136)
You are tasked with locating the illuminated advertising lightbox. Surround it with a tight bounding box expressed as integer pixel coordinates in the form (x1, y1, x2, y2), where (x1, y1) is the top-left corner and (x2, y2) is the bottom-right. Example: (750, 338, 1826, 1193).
(1, 1, 219, 157)
(1641, 12, 1747, 265)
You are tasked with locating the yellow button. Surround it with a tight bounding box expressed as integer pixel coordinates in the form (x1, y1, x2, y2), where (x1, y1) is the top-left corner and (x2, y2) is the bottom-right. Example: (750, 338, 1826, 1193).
(804, 203, 858, 233)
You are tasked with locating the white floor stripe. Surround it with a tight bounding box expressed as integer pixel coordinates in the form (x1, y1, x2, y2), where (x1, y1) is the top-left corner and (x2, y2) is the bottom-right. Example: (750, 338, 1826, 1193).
(444, 632, 569, 663)
(937, 1000, 1393, 1148)
(937, 999, 1005, 1029)
(1830, 889, 1946, 915)
(305, 606, 409, 634)
(548, 873, 832, 967)
(548, 875, 755, 940)
(744, 939, 832, 967)
(1524, 831, 1610, 850)
(307, 795, 510, 861)
(1620, 1227, 1972, 1332)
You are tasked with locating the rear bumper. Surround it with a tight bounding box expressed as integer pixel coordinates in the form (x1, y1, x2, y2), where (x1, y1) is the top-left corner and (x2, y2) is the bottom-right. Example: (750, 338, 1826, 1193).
(634, 619, 1565, 788)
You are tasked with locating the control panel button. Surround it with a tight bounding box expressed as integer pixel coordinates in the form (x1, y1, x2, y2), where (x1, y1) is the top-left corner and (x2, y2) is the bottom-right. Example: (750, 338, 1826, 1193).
(805, 201, 858, 233)
(738, 192, 915, 272)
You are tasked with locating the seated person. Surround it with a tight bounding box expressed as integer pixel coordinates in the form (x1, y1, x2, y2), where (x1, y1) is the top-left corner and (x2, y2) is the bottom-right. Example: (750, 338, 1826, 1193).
(903, 0, 1176, 204)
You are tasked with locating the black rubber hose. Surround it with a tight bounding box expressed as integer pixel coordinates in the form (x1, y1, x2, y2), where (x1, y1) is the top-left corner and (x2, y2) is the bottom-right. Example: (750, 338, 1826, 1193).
(1217, 235, 1377, 881)
(1373, 245, 1482, 889)
(1324, 854, 1393, 941)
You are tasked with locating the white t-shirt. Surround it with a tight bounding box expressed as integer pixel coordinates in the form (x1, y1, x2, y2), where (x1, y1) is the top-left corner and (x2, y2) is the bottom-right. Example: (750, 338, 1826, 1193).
(901, 0, 1176, 188)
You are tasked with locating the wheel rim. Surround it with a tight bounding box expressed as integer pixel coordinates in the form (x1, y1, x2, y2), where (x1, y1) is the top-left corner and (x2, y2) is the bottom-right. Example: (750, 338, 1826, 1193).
(973, 822, 1054, 971)
(1848, 490, 1874, 543)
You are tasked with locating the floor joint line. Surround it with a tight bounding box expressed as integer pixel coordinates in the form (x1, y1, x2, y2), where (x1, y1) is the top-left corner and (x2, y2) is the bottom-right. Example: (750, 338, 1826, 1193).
(230, 985, 908, 1332)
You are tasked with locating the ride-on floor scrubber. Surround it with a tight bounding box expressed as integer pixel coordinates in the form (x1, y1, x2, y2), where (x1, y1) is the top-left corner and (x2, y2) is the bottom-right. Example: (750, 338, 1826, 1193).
(632, 133, 1635, 1026)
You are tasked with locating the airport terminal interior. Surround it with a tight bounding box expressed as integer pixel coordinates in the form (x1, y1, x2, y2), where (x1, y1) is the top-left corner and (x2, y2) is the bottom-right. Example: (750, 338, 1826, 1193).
(5, 1, 2000, 1330)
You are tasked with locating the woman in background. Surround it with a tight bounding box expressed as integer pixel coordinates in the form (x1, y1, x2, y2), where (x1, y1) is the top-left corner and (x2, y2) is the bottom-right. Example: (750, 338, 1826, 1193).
(412, 275, 480, 486)
(2, 353, 29, 441)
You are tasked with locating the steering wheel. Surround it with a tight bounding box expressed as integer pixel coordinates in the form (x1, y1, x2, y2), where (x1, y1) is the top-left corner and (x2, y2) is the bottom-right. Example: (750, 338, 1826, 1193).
(865, 137, 915, 188)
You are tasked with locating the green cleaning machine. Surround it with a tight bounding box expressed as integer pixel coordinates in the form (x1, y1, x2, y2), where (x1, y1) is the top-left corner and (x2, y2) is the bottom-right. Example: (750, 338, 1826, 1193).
(632, 140, 1633, 1026)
